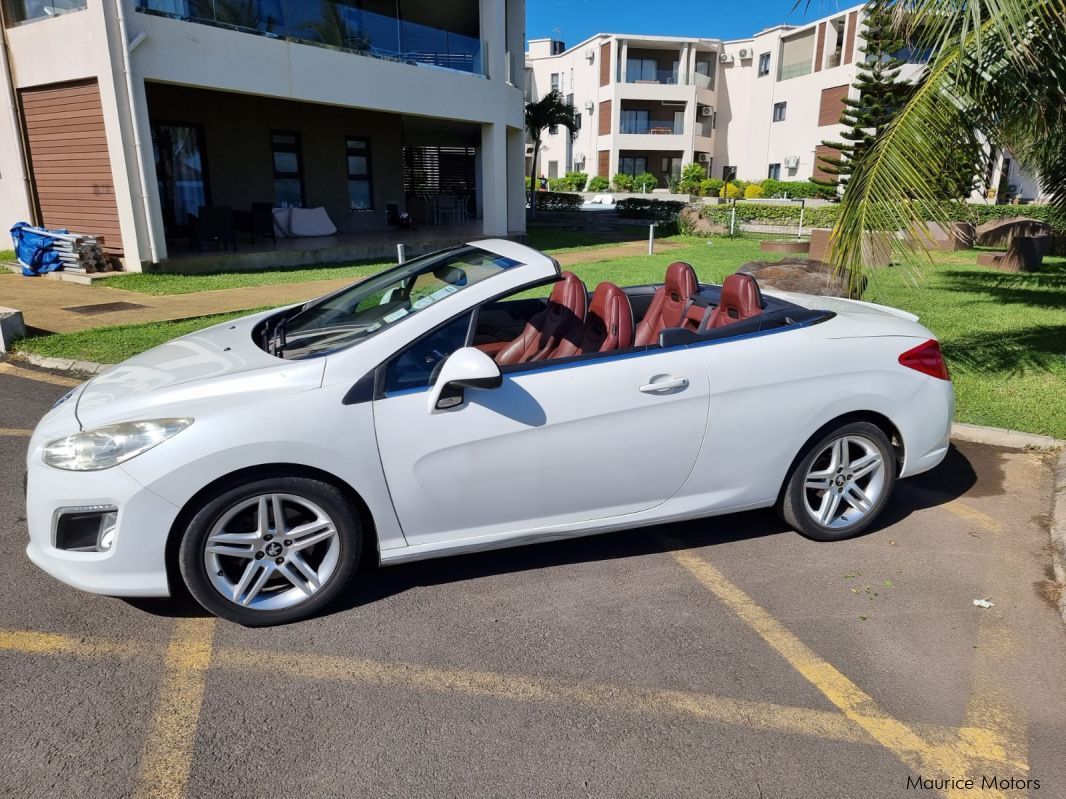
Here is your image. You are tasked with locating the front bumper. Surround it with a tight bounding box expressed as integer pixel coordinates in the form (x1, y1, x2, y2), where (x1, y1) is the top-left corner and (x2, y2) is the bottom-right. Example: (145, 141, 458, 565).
(25, 456, 179, 597)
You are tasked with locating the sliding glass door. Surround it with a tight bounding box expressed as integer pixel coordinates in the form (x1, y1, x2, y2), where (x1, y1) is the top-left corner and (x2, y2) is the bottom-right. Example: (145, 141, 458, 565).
(152, 122, 210, 235)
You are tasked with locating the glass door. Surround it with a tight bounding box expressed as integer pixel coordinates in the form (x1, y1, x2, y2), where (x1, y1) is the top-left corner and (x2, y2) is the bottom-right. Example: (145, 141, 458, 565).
(152, 122, 209, 237)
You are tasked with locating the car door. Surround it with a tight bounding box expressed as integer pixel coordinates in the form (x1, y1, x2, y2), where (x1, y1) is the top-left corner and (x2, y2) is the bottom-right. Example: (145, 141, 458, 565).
(372, 341, 711, 547)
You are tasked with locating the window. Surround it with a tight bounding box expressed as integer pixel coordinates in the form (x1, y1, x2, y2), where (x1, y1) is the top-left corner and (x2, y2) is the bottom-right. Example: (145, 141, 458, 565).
(619, 156, 647, 176)
(722, 165, 737, 181)
(574, 113, 582, 131)
(271, 131, 304, 207)
(773, 102, 787, 122)
(758, 52, 771, 76)
(152, 122, 209, 231)
(548, 161, 559, 179)
(767, 163, 781, 180)
(385, 311, 474, 394)
(550, 72, 560, 91)
(625, 58, 658, 82)
(620, 109, 650, 134)
(345, 137, 372, 211)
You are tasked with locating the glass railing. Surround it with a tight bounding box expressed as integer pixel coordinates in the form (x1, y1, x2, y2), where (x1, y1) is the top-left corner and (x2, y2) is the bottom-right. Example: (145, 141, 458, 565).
(826, 50, 842, 68)
(135, 0, 486, 76)
(620, 118, 683, 135)
(693, 71, 714, 90)
(778, 60, 813, 80)
(694, 120, 713, 138)
(625, 68, 680, 85)
(3, 0, 85, 26)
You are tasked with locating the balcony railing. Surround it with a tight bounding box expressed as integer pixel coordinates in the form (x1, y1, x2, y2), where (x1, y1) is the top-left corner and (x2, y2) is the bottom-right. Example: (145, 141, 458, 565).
(620, 118, 683, 135)
(778, 60, 813, 81)
(826, 50, 842, 68)
(3, 0, 85, 26)
(694, 120, 713, 138)
(136, 0, 486, 76)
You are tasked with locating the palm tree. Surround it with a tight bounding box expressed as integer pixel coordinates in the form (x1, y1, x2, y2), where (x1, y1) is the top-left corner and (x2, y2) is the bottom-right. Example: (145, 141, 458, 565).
(827, 0, 1066, 291)
(525, 90, 579, 216)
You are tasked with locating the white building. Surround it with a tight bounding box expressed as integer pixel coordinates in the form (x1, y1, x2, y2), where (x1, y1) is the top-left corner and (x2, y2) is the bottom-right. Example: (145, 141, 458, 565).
(526, 4, 1046, 201)
(0, 0, 527, 271)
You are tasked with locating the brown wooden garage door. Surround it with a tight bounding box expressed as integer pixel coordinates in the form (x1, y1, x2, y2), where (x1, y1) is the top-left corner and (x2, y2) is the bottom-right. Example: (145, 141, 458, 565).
(20, 79, 123, 254)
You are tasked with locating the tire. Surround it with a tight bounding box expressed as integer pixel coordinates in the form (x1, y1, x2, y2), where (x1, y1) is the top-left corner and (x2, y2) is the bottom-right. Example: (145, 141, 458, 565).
(780, 421, 896, 542)
(178, 476, 362, 626)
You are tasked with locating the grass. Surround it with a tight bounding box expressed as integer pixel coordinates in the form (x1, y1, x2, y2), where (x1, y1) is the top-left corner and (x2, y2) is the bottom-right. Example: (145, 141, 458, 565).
(104, 261, 390, 295)
(11, 230, 1066, 438)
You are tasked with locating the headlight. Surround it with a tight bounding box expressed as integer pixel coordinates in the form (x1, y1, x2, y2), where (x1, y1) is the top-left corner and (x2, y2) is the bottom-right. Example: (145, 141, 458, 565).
(43, 418, 193, 471)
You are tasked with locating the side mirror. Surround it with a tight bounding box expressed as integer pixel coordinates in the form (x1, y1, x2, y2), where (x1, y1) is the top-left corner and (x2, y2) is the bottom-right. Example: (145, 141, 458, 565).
(428, 346, 502, 413)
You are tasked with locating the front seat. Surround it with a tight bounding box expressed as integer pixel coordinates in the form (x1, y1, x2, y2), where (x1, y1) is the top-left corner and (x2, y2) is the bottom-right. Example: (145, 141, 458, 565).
(705, 273, 764, 329)
(634, 261, 699, 346)
(495, 271, 587, 365)
(552, 281, 634, 358)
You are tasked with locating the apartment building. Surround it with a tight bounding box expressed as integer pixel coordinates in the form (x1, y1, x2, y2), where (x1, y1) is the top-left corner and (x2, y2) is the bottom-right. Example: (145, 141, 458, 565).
(526, 4, 1044, 200)
(525, 33, 721, 188)
(0, 0, 526, 271)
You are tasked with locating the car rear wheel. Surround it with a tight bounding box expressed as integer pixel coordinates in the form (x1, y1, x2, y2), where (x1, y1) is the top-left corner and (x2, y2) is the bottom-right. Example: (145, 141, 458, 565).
(178, 477, 361, 626)
(780, 421, 895, 541)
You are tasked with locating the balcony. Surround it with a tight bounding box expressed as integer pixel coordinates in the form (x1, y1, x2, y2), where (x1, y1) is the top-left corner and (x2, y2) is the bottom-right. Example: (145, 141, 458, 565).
(3, 0, 85, 26)
(620, 118, 683, 135)
(778, 60, 812, 81)
(135, 0, 486, 76)
(826, 50, 842, 68)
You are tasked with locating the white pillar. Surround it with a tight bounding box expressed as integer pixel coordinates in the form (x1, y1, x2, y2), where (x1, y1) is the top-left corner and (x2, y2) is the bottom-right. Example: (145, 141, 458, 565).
(619, 39, 628, 83)
(481, 122, 508, 236)
(506, 125, 526, 234)
(480, 0, 506, 82)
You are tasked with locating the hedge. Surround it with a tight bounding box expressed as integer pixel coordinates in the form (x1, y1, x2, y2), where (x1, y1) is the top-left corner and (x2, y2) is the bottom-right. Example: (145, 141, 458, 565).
(533, 191, 583, 211)
(616, 198, 687, 222)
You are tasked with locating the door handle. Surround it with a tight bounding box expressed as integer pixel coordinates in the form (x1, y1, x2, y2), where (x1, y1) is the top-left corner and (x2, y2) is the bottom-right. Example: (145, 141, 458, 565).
(639, 376, 689, 394)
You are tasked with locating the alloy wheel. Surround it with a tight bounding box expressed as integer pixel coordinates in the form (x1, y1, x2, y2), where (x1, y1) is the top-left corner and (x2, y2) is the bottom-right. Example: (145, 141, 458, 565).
(801, 434, 887, 530)
(204, 493, 340, 611)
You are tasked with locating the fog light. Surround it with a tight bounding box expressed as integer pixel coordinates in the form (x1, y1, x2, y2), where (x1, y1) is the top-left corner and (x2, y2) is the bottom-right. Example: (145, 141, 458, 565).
(55, 506, 118, 552)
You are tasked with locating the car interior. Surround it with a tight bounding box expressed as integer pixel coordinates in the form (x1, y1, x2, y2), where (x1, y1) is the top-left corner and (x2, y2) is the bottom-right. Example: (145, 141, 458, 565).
(471, 262, 831, 368)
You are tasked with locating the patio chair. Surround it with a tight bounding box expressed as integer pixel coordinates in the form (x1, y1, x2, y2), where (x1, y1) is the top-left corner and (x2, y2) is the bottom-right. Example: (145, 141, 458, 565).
(233, 202, 277, 246)
(192, 205, 237, 252)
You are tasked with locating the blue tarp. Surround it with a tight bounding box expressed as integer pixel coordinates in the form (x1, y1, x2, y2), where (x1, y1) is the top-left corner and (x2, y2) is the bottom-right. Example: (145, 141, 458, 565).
(10, 222, 67, 276)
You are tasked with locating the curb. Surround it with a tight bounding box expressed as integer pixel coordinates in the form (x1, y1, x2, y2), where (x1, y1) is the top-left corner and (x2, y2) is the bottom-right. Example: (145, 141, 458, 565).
(949, 421, 1063, 451)
(15, 351, 110, 375)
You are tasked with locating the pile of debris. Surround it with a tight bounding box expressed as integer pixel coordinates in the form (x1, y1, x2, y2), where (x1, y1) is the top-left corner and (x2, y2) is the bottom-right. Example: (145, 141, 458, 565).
(10, 222, 119, 276)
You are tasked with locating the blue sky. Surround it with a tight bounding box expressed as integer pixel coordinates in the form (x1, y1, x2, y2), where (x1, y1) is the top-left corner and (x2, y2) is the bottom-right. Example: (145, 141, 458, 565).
(526, 1, 850, 45)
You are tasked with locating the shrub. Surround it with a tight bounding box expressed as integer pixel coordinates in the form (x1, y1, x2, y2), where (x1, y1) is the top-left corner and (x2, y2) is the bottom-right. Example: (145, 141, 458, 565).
(525, 176, 532, 190)
(699, 178, 723, 197)
(547, 177, 570, 191)
(744, 184, 764, 199)
(700, 202, 840, 228)
(633, 172, 659, 192)
(563, 171, 588, 191)
(534, 191, 583, 211)
(677, 163, 707, 195)
(612, 173, 635, 192)
(760, 179, 837, 201)
(720, 182, 742, 199)
(616, 198, 687, 223)
(587, 176, 610, 192)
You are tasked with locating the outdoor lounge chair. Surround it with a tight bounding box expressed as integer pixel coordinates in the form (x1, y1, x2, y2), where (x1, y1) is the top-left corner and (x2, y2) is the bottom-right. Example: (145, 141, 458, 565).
(192, 206, 237, 252)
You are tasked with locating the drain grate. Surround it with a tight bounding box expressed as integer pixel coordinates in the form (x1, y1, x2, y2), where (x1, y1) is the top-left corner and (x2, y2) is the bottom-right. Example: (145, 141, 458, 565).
(63, 301, 148, 315)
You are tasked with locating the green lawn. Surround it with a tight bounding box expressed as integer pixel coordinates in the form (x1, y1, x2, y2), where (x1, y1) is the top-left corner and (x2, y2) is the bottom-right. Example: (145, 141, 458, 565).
(104, 261, 390, 295)
(12, 232, 1066, 438)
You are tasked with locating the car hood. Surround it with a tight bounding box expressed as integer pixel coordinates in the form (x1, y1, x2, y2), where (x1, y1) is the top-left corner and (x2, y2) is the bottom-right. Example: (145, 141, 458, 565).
(75, 310, 325, 429)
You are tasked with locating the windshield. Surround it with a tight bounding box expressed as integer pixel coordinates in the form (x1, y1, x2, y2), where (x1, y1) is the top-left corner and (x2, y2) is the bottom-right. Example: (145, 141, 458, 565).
(273, 246, 521, 359)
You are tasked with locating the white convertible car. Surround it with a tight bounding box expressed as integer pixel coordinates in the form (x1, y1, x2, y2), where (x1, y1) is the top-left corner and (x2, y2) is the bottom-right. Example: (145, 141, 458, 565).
(25, 240, 953, 625)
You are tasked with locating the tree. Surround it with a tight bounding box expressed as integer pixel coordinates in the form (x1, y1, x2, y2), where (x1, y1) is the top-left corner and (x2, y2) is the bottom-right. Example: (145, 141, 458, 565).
(814, 0, 911, 193)
(524, 90, 578, 216)
(828, 0, 1065, 291)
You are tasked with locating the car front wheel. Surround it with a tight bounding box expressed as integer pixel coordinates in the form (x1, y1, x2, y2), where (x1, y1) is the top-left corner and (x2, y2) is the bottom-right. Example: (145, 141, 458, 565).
(178, 476, 362, 626)
(780, 421, 896, 541)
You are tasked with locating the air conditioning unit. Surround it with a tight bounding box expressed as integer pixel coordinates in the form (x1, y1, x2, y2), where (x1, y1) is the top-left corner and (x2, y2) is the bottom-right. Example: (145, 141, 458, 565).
(585, 48, 595, 62)
(719, 52, 734, 64)
(697, 153, 711, 163)
(784, 155, 800, 169)
(700, 106, 714, 117)
(738, 48, 752, 59)
(585, 100, 595, 114)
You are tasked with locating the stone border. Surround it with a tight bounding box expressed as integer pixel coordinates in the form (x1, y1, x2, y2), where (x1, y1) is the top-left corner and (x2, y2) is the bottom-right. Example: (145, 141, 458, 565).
(950, 421, 1063, 451)
(1049, 449, 1066, 623)
(15, 351, 110, 375)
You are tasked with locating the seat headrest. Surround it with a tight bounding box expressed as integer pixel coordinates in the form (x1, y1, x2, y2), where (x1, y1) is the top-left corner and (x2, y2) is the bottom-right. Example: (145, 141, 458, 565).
(588, 281, 634, 348)
(664, 261, 698, 302)
(720, 273, 763, 318)
(549, 271, 588, 319)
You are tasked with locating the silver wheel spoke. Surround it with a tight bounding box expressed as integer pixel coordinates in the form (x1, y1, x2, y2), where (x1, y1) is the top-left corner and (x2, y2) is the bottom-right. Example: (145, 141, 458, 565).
(850, 452, 882, 481)
(241, 564, 273, 606)
(831, 438, 848, 471)
(277, 561, 314, 596)
(805, 476, 832, 491)
(288, 552, 322, 591)
(288, 521, 336, 551)
(206, 543, 256, 558)
(272, 494, 287, 535)
(844, 484, 873, 514)
(232, 560, 264, 602)
(256, 495, 270, 537)
(818, 491, 842, 525)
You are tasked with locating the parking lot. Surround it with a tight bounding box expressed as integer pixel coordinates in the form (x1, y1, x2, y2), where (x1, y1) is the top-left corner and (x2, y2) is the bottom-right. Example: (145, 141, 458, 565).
(2, 359, 1064, 799)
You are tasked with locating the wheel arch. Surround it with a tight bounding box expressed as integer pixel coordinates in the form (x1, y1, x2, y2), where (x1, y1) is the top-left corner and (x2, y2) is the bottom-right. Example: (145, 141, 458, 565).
(163, 463, 379, 596)
(775, 411, 904, 507)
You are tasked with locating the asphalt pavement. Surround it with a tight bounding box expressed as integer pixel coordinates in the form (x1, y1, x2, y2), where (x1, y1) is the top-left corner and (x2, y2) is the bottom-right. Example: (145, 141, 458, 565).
(1, 359, 1064, 799)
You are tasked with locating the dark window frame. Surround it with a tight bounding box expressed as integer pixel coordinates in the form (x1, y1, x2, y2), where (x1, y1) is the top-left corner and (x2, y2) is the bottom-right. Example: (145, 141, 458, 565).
(271, 129, 305, 207)
(772, 101, 787, 122)
(345, 135, 373, 211)
(758, 52, 771, 76)
(767, 163, 781, 180)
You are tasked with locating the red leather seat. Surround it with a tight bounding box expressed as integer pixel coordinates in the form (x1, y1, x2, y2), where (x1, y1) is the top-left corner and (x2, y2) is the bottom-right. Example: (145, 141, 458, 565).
(552, 281, 634, 358)
(495, 271, 587, 365)
(634, 261, 699, 346)
(705, 273, 764, 329)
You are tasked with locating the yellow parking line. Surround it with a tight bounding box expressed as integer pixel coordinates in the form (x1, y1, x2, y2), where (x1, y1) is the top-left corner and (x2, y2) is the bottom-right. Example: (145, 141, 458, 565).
(939, 499, 1003, 533)
(0, 427, 32, 437)
(131, 618, 216, 799)
(0, 361, 82, 387)
(663, 541, 1022, 798)
(0, 628, 149, 659)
